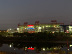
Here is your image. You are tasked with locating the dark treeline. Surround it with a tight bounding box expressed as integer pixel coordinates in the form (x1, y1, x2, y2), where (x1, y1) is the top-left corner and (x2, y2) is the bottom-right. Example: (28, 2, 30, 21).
(0, 32, 71, 49)
(0, 32, 72, 42)
(12, 32, 72, 41)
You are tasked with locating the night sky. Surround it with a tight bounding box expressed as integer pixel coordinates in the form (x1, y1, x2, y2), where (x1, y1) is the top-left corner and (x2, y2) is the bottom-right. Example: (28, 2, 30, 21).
(0, 0, 72, 30)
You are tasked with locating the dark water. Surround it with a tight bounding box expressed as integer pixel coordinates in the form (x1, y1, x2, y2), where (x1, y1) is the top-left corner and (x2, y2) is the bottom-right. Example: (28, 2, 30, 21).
(0, 42, 69, 54)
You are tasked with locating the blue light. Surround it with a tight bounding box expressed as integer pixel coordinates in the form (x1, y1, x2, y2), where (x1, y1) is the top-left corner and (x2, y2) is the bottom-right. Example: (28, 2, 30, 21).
(27, 28, 34, 29)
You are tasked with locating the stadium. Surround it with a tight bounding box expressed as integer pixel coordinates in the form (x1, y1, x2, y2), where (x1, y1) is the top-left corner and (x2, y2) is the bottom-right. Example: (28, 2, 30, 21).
(17, 20, 64, 33)
(7, 20, 72, 33)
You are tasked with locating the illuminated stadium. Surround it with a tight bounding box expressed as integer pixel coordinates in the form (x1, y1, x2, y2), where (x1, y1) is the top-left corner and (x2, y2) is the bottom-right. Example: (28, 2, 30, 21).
(17, 21, 64, 33)
(7, 20, 72, 33)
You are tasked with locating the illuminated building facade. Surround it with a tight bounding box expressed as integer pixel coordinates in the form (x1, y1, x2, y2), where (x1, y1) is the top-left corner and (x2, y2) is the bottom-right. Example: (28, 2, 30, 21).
(7, 20, 72, 33)
(15, 24, 72, 33)
(60, 25, 72, 33)
(17, 24, 60, 33)
(7, 28, 17, 33)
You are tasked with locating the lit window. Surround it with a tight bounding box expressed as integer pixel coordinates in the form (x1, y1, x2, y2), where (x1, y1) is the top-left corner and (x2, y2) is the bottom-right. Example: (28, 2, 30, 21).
(39, 27, 41, 29)
(43, 48, 45, 51)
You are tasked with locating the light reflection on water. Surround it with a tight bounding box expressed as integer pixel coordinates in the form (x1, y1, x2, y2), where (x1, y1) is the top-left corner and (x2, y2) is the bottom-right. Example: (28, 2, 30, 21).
(0, 42, 72, 54)
(0, 43, 62, 54)
(0, 44, 24, 54)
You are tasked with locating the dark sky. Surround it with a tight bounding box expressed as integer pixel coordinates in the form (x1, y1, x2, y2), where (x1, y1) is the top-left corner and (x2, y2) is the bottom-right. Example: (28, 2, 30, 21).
(0, 0, 72, 30)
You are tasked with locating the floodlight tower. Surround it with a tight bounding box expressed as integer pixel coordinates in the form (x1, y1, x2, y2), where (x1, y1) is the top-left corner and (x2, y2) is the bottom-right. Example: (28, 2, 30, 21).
(24, 22, 28, 25)
(35, 21, 39, 25)
(51, 20, 57, 24)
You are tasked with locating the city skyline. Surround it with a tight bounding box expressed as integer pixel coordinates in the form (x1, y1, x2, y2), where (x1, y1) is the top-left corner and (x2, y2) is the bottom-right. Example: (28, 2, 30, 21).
(0, 0, 72, 30)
